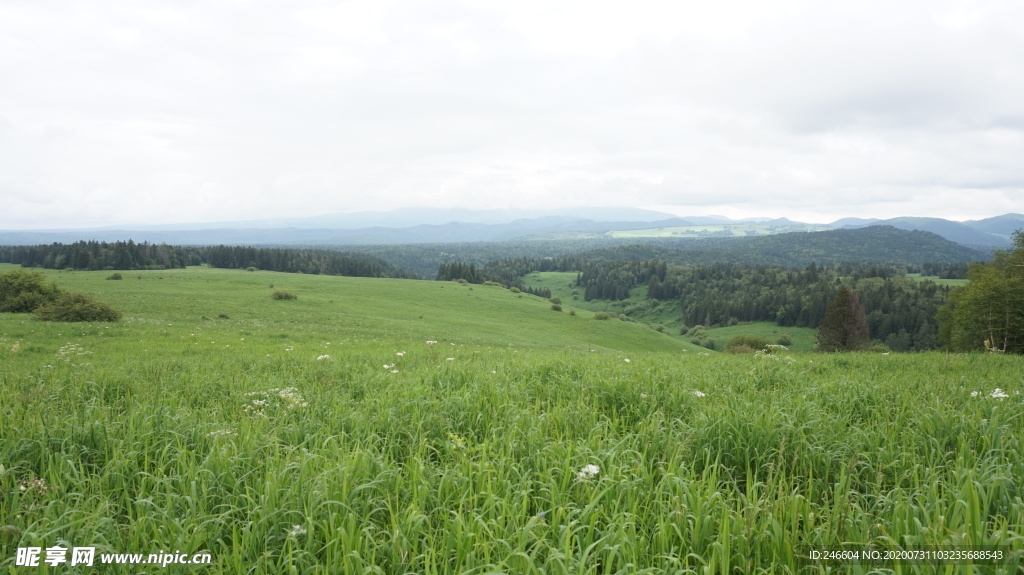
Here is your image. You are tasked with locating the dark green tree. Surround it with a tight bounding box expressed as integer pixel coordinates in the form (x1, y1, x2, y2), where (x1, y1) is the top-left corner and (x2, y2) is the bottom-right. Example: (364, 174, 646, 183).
(816, 285, 870, 351)
(939, 230, 1024, 353)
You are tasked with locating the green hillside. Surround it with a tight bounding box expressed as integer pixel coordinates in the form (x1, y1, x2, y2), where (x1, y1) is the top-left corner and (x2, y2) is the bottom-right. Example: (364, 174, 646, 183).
(0, 265, 692, 354)
(2, 263, 1023, 573)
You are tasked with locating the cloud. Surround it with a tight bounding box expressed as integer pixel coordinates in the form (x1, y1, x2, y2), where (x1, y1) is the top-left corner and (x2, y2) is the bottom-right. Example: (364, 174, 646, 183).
(1, 0, 1022, 228)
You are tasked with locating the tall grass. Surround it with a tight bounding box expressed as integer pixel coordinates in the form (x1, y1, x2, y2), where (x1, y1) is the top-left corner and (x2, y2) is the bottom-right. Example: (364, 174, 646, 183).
(1, 268, 1022, 573)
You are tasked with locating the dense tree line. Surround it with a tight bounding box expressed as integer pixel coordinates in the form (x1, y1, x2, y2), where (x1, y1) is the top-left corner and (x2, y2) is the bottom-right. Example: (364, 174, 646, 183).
(578, 260, 667, 301)
(1, 240, 190, 270)
(203, 245, 406, 277)
(323, 226, 983, 279)
(0, 241, 407, 279)
(435, 262, 552, 298)
(939, 231, 1024, 353)
(657, 263, 949, 350)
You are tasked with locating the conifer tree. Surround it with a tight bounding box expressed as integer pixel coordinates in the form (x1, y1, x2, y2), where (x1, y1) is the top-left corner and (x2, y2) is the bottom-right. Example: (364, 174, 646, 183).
(816, 286, 870, 351)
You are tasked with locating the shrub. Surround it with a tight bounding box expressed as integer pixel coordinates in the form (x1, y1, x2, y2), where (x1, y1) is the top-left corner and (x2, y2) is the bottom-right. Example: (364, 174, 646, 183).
(33, 293, 121, 322)
(246, 267, 257, 272)
(691, 337, 716, 350)
(549, 297, 562, 305)
(483, 281, 503, 287)
(106, 273, 123, 280)
(551, 304, 562, 312)
(569, 310, 576, 316)
(684, 325, 707, 337)
(776, 334, 793, 346)
(509, 287, 521, 294)
(0, 269, 63, 313)
(271, 291, 297, 300)
(218, 313, 230, 319)
(594, 311, 610, 320)
(726, 335, 773, 353)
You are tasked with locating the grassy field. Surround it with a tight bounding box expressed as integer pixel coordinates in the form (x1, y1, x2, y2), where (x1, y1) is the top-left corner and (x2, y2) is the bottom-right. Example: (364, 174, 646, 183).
(906, 273, 970, 288)
(524, 272, 684, 336)
(701, 323, 818, 353)
(606, 224, 832, 239)
(2, 266, 1023, 573)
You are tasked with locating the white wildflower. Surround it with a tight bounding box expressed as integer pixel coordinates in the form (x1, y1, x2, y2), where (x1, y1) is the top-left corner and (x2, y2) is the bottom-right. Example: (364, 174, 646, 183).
(990, 388, 1009, 400)
(692, 390, 706, 398)
(576, 464, 600, 482)
(391, 369, 400, 373)
(971, 391, 981, 398)
(277, 387, 308, 408)
(207, 429, 236, 438)
(446, 357, 454, 361)
(317, 355, 331, 360)
(426, 340, 437, 345)
(396, 352, 405, 356)
(624, 358, 630, 363)
(288, 525, 307, 537)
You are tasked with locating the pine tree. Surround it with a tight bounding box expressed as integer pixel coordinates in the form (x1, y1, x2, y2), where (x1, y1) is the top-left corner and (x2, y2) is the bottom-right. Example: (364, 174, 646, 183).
(816, 286, 870, 351)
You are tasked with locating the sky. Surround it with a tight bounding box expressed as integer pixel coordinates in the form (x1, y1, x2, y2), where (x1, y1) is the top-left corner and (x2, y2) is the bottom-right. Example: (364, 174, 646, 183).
(2, 0, 1023, 230)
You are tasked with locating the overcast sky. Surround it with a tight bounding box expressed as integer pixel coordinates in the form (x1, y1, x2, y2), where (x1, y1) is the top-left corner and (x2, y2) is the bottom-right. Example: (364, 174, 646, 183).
(2, 0, 1023, 229)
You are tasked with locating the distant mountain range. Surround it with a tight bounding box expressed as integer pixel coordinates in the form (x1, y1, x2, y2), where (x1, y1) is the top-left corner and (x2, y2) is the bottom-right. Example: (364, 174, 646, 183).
(1, 209, 1021, 250)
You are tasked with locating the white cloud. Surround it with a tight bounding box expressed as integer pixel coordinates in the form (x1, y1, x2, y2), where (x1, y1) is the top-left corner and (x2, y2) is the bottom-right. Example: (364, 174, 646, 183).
(1, 0, 1022, 229)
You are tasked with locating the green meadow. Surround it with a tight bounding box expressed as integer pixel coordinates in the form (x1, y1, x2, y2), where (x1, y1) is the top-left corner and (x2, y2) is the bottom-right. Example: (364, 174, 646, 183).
(2, 266, 1023, 573)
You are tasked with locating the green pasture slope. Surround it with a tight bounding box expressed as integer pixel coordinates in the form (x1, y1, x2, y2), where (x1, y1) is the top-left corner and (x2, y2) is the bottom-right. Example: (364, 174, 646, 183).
(2, 265, 1023, 573)
(525, 272, 820, 349)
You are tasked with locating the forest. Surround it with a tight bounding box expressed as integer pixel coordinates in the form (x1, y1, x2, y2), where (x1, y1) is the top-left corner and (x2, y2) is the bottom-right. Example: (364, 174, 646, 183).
(0, 241, 409, 279)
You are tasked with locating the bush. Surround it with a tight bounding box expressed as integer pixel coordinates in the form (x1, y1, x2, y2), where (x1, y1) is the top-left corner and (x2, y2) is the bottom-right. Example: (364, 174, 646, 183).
(106, 273, 123, 280)
(684, 325, 707, 337)
(691, 337, 716, 350)
(509, 287, 521, 294)
(0, 269, 63, 313)
(594, 311, 610, 320)
(33, 293, 121, 322)
(726, 335, 773, 353)
(271, 291, 298, 300)
(550, 304, 562, 312)
(549, 297, 562, 305)
(569, 310, 576, 316)
(776, 334, 793, 346)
